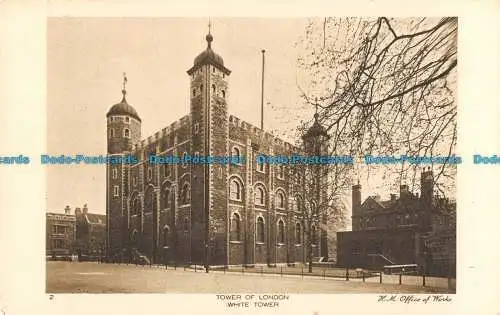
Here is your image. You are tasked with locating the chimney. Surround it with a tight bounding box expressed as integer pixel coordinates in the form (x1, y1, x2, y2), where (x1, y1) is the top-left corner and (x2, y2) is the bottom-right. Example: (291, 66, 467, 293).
(75, 207, 82, 216)
(352, 181, 362, 214)
(64, 205, 71, 215)
(83, 204, 88, 215)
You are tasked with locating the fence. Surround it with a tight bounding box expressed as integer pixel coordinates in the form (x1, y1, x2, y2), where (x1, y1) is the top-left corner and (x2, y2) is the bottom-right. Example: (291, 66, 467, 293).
(93, 259, 455, 291)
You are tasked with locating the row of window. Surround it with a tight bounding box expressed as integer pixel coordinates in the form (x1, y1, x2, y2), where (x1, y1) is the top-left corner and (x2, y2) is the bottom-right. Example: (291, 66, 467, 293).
(230, 213, 318, 245)
(108, 128, 131, 139)
(125, 183, 191, 214)
(192, 84, 226, 99)
(129, 217, 318, 248)
(51, 225, 71, 234)
(109, 116, 131, 123)
(358, 213, 422, 229)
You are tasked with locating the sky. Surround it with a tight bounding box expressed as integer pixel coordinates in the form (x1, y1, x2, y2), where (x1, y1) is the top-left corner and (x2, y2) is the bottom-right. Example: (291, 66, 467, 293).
(47, 17, 391, 215)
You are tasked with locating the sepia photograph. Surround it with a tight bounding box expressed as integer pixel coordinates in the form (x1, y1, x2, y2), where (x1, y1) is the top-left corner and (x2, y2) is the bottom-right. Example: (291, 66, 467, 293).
(45, 17, 457, 294)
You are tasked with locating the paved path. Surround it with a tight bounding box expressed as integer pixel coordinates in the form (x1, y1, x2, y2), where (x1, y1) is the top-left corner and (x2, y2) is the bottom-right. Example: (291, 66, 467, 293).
(46, 261, 454, 294)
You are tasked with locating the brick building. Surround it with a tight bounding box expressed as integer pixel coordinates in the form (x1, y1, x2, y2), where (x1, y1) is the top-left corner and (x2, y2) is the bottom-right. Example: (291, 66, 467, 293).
(74, 204, 106, 257)
(46, 206, 76, 257)
(106, 30, 330, 266)
(337, 167, 456, 276)
(46, 205, 106, 259)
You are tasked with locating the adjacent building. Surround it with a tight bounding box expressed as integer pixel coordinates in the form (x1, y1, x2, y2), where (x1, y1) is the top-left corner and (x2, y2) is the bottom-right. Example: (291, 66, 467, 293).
(106, 29, 331, 266)
(337, 167, 456, 277)
(74, 204, 107, 257)
(46, 206, 76, 257)
(46, 205, 106, 259)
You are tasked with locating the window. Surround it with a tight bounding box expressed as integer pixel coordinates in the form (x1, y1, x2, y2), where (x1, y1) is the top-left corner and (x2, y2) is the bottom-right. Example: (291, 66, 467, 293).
(164, 165, 170, 177)
(130, 230, 138, 242)
(147, 168, 153, 180)
(163, 189, 170, 209)
(212, 84, 216, 94)
(113, 185, 119, 197)
(232, 146, 240, 158)
(144, 188, 155, 213)
(277, 219, 285, 244)
(254, 186, 265, 205)
(256, 217, 265, 243)
(256, 158, 265, 173)
(109, 128, 115, 138)
(125, 116, 130, 123)
(192, 88, 196, 97)
(112, 168, 117, 179)
(277, 165, 285, 179)
(276, 191, 285, 209)
(294, 196, 302, 212)
(181, 183, 190, 205)
(212, 67, 216, 73)
(163, 226, 170, 247)
(231, 213, 241, 241)
(194, 123, 200, 134)
(182, 152, 188, 168)
(230, 178, 242, 201)
(184, 218, 189, 232)
(221, 90, 225, 99)
(200, 84, 203, 93)
(124, 128, 130, 138)
(133, 176, 137, 186)
(295, 223, 302, 244)
(132, 198, 140, 216)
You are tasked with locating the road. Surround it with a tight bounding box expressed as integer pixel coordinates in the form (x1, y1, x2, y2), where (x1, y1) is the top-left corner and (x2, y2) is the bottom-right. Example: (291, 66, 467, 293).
(46, 261, 454, 294)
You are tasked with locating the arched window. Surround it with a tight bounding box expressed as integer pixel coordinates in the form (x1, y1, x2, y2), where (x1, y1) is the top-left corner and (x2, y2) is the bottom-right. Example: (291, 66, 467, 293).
(254, 186, 265, 206)
(181, 183, 190, 205)
(147, 168, 153, 180)
(125, 116, 130, 123)
(109, 128, 115, 138)
(277, 219, 285, 244)
(257, 159, 265, 173)
(124, 128, 130, 138)
(182, 152, 188, 168)
(200, 84, 203, 93)
(192, 88, 196, 97)
(231, 213, 241, 241)
(144, 187, 155, 213)
(163, 188, 170, 209)
(256, 217, 265, 243)
(130, 229, 138, 242)
(295, 223, 302, 244)
(112, 168, 117, 179)
(212, 84, 216, 94)
(294, 196, 302, 212)
(162, 226, 170, 248)
(231, 146, 240, 157)
(221, 90, 226, 99)
(277, 165, 285, 179)
(276, 191, 285, 209)
(229, 178, 242, 201)
(132, 198, 140, 216)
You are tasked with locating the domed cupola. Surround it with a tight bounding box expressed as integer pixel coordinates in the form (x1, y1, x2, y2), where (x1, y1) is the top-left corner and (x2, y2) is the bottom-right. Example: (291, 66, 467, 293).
(187, 29, 231, 76)
(107, 84, 141, 122)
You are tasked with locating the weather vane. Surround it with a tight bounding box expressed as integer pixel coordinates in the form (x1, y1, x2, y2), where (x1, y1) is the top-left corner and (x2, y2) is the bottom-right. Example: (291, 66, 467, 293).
(208, 17, 212, 34)
(122, 72, 128, 91)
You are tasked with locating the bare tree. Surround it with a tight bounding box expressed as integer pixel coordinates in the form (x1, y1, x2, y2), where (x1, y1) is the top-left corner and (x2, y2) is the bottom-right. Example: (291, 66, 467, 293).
(295, 17, 457, 197)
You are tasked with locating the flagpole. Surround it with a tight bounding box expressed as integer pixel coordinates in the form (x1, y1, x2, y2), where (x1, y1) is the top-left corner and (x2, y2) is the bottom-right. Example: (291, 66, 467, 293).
(260, 49, 265, 130)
